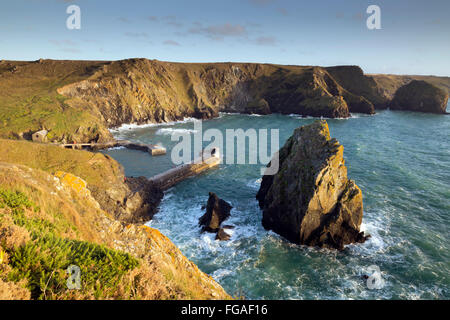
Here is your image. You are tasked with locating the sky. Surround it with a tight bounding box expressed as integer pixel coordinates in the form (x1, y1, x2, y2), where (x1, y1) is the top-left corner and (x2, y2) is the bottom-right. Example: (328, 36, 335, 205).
(0, 0, 449, 76)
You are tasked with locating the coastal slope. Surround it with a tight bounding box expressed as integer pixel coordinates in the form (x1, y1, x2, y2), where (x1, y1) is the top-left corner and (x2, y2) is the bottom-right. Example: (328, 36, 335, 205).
(4, 59, 448, 144)
(0, 139, 230, 299)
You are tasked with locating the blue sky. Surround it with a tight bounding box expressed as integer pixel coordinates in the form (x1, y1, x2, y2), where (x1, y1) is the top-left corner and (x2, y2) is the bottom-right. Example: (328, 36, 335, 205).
(0, 0, 449, 76)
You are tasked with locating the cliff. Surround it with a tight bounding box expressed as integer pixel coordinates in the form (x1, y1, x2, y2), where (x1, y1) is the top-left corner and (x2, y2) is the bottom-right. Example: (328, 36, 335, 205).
(370, 74, 450, 101)
(1, 59, 448, 144)
(256, 120, 367, 250)
(56, 59, 378, 123)
(389, 80, 449, 114)
(0, 139, 230, 299)
(0, 139, 162, 224)
(0, 59, 398, 144)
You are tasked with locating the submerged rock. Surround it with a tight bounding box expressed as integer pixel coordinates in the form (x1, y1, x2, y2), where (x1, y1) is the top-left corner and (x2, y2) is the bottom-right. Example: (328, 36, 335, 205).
(199, 192, 232, 234)
(389, 80, 449, 114)
(256, 120, 368, 250)
(215, 228, 231, 241)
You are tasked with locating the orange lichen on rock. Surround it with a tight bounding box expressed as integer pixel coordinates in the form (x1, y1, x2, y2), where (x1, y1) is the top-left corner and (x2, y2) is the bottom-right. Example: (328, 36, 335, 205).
(54, 171, 88, 194)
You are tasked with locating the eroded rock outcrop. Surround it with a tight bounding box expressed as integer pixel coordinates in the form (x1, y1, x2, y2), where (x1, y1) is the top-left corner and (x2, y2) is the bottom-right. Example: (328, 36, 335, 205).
(123, 176, 164, 223)
(244, 98, 271, 115)
(0, 138, 163, 225)
(256, 120, 368, 250)
(56, 60, 382, 131)
(326, 65, 388, 110)
(199, 192, 232, 240)
(2, 59, 450, 144)
(389, 80, 449, 114)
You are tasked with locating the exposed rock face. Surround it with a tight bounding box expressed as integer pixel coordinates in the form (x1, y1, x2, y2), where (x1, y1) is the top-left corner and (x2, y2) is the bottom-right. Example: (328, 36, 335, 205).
(326, 66, 388, 110)
(123, 176, 164, 223)
(199, 192, 232, 236)
(244, 98, 271, 115)
(389, 80, 449, 114)
(370, 74, 450, 102)
(193, 105, 219, 120)
(53, 172, 163, 225)
(4, 59, 449, 145)
(56, 60, 383, 132)
(256, 120, 368, 250)
(215, 228, 231, 241)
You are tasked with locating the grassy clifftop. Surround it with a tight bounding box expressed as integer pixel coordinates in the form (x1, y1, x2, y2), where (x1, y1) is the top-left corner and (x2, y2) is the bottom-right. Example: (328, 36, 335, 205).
(0, 139, 230, 299)
(0, 138, 123, 187)
(2, 59, 449, 144)
(0, 60, 111, 143)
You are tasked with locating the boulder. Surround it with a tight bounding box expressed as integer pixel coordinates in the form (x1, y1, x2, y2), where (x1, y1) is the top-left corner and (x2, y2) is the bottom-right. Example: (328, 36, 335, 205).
(199, 192, 232, 233)
(256, 120, 368, 250)
(244, 98, 271, 115)
(215, 228, 231, 241)
(389, 80, 449, 114)
(193, 105, 219, 120)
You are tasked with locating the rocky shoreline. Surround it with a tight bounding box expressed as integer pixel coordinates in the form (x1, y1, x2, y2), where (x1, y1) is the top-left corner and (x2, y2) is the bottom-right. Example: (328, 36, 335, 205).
(1, 58, 449, 299)
(1, 59, 448, 144)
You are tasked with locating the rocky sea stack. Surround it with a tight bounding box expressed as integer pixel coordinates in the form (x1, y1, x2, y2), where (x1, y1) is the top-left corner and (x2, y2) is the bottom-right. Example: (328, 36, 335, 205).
(389, 80, 449, 114)
(256, 120, 368, 250)
(199, 192, 233, 240)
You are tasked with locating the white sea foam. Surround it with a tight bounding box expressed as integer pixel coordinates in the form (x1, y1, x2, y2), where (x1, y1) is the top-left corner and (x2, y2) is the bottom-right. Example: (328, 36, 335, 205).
(246, 178, 262, 190)
(350, 112, 378, 118)
(109, 117, 197, 133)
(211, 268, 234, 280)
(288, 113, 313, 119)
(287, 113, 349, 120)
(106, 146, 125, 151)
(128, 112, 446, 300)
(218, 112, 240, 116)
(156, 128, 198, 135)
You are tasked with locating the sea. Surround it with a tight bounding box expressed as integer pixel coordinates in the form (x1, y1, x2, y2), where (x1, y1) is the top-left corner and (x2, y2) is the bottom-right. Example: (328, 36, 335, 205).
(102, 105, 450, 299)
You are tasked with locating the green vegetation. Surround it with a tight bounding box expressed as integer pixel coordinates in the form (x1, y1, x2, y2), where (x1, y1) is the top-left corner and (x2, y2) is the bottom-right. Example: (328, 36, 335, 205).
(0, 189, 37, 212)
(0, 188, 139, 300)
(0, 138, 124, 189)
(0, 60, 108, 142)
(0, 141, 231, 300)
(1, 59, 449, 143)
(9, 235, 139, 299)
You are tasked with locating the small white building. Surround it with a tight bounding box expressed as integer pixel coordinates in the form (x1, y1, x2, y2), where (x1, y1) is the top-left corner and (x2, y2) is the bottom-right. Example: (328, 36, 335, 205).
(32, 130, 48, 143)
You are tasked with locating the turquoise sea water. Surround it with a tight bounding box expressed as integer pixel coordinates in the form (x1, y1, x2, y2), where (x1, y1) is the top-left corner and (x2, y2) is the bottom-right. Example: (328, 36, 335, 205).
(104, 106, 450, 300)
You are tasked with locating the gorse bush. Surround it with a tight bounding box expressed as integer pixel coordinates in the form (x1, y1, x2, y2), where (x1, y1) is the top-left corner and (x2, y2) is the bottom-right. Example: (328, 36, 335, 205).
(8, 235, 139, 299)
(0, 189, 38, 212)
(0, 188, 139, 299)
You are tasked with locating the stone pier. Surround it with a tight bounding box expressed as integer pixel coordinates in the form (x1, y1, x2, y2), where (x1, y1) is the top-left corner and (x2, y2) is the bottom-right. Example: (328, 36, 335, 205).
(149, 148, 221, 190)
